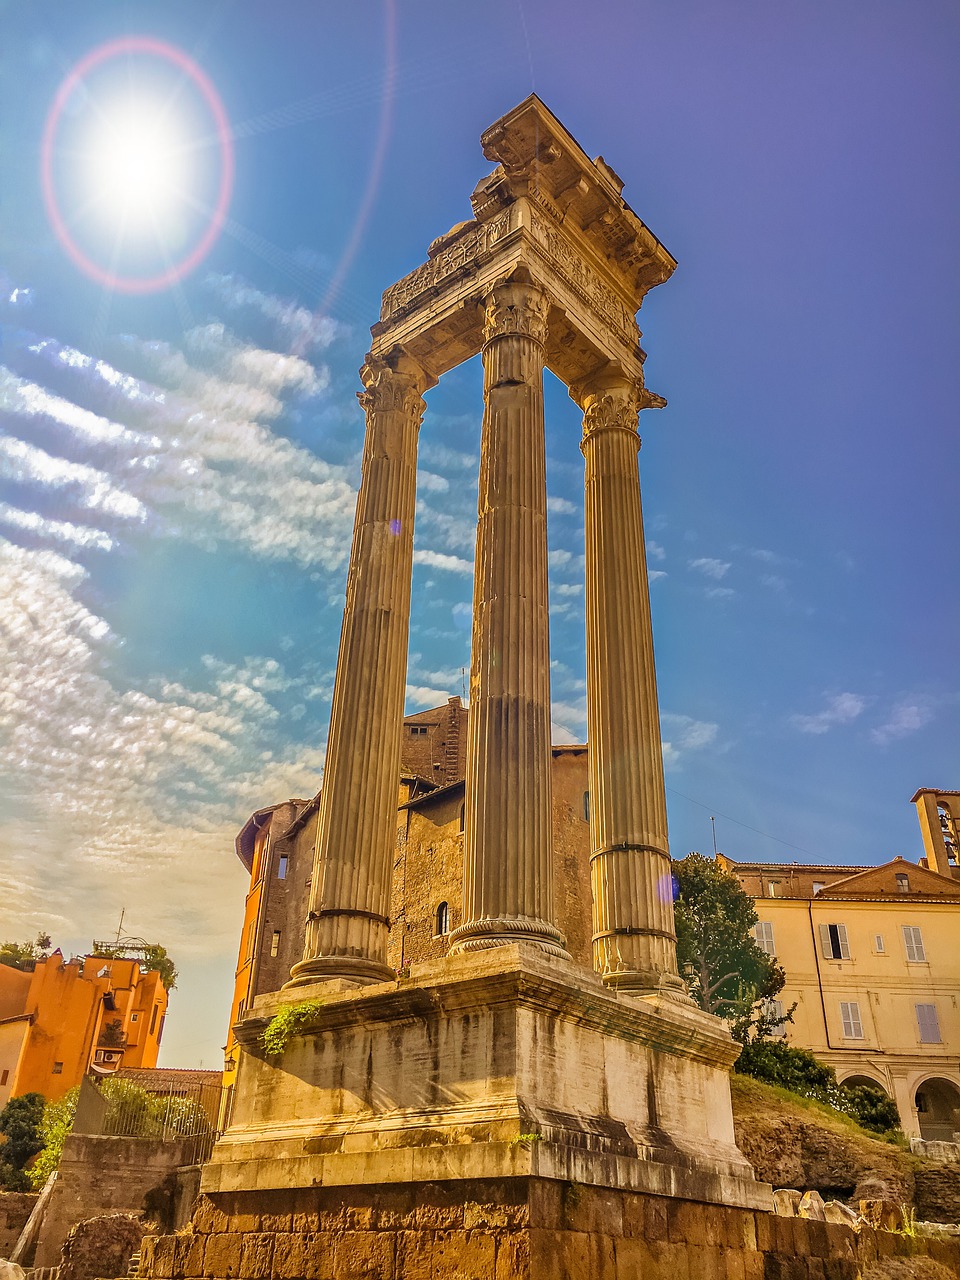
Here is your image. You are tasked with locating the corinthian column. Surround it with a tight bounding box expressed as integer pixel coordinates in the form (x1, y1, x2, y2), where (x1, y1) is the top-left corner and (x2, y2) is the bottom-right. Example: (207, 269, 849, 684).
(573, 368, 681, 995)
(450, 279, 568, 959)
(287, 351, 433, 989)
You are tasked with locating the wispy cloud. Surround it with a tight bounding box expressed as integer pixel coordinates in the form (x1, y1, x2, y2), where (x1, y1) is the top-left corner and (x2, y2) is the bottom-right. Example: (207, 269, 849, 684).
(0, 538, 325, 955)
(871, 698, 935, 746)
(414, 548, 473, 575)
(791, 692, 867, 735)
(689, 557, 731, 580)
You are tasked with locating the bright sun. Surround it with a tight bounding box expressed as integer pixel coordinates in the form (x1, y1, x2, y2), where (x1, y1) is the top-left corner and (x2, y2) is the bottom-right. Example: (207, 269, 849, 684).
(85, 99, 192, 231)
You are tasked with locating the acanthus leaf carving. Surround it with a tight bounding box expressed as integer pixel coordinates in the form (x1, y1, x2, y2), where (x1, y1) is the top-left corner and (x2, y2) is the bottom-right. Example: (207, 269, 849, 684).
(482, 282, 550, 345)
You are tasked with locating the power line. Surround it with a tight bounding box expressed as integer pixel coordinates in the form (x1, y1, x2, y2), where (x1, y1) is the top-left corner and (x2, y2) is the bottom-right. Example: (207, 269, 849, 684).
(665, 784, 820, 860)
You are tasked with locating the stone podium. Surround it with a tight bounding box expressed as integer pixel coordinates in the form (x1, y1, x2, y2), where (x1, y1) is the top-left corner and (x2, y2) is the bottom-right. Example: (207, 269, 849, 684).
(144, 97, 771, 1280)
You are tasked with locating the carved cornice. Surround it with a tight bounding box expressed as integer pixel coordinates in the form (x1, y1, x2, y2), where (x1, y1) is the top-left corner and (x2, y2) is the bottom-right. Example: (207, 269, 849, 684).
(357, 357, 429, 425)
(526, 208, 638, 348)
(380, 211, 514, 321)
(482, 281, 550, 345)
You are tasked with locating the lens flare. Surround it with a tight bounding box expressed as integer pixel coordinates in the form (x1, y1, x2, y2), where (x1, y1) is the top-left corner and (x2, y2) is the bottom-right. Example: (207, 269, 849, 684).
(41, 36, 234, 295)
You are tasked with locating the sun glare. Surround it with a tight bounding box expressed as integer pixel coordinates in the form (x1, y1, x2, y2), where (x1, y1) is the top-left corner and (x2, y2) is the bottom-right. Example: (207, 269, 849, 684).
(85, 100, 191, 231)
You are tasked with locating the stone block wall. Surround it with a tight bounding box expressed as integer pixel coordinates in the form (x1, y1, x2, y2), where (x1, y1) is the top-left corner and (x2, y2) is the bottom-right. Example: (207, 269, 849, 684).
(0, 1191, 37, 1258)
(137, 1179, 960, 1280)
(33, 1134, 196, 1267)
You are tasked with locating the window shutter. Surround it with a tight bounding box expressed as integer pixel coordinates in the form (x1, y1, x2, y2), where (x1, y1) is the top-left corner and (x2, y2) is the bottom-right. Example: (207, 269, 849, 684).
(819, 923, 833, 958)
(916, 1003, 940, 1043)
(755, 922, 775, 955)
(840, 1001, 863, 1039)
(836, 923, 850, 959)
(903, 926, 926, 963)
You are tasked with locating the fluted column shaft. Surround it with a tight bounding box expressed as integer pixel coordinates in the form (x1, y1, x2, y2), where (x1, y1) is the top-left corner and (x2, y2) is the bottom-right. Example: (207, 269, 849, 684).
(450, 280, 567, 958)
(288, 353, 432, 988)
(575, 371, 680, 993)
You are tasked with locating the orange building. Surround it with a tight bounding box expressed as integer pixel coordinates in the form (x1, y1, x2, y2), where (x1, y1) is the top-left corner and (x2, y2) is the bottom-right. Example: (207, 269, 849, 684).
(0, 950, 168, 1106)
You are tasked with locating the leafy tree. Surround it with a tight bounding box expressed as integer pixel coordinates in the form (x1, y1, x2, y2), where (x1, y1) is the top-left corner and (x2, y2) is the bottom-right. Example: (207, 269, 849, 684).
(0, 1091, 45, 1190)
(0, 933, 51, 972)
(28, 1079, 210, 1188)
(91, 941, 177, 991)
(673, 852, 792, 1042)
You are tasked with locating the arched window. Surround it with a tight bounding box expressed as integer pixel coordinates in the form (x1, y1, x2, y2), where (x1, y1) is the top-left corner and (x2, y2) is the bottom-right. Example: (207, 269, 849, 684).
(458, 803, 465, 833)
(582, 791, 590, 822)
(435, 902, 450, 936)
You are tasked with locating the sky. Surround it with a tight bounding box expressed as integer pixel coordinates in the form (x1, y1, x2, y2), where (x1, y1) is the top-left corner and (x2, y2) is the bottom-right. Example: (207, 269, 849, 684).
(0, 0, 957, 1070)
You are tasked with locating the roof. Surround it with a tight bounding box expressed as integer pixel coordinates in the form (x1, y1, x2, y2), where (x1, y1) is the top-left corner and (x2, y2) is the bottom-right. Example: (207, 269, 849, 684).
(814, 858, 960, 901)
(720, 858, 872, 875)
(911, 787, 960, 802)
(235, 799, 307, 870)
(116, 1067, 221, 1090)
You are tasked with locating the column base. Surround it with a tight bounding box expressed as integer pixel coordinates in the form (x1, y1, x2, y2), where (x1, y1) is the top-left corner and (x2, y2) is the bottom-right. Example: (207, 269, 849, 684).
(283, 954, 394, 991)
(210, 944, 767, 1213)
(448, 915, 571, 960)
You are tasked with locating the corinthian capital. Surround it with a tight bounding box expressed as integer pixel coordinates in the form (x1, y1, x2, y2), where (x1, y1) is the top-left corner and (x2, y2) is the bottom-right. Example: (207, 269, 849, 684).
(571, 370, 642, 442)
(482, 280, 550, 346)
(357, 352, 432, 424)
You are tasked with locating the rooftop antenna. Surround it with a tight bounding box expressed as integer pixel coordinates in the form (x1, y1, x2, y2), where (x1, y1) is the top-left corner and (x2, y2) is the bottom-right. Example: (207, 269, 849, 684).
(115, 908, 125, 945)
(460, 666, 466, 702)
(710, 816, 719, 858)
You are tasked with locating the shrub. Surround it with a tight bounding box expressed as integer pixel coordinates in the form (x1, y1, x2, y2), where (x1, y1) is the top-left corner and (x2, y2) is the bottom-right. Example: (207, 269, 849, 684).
(735, 1040, 902, 1136)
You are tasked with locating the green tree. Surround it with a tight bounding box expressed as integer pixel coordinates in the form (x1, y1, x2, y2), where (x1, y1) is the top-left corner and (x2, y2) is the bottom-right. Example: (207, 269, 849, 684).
(673, 853, 792, 1042)
(90, 941, 177, 991)
(0, 1091, 45, 1190)
(28, 1079, 210, 1188)
(0, 933, 51, 972)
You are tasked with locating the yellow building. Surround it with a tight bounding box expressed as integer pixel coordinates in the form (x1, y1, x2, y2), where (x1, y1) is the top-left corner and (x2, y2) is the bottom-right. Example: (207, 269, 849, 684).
(0, 950, 168, 1106)
(719, 851, 960, 1140)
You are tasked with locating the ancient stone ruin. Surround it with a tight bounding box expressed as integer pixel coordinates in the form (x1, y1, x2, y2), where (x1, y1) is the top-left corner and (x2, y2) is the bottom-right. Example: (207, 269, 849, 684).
(138, 96, 960, 1280)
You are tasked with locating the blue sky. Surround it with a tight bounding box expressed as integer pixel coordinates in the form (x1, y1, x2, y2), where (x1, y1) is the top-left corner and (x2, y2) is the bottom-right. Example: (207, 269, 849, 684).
(0, 0, 957, 1069)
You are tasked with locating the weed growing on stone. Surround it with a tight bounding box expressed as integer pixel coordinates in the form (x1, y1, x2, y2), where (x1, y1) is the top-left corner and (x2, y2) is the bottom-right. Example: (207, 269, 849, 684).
(262, 1000, 327, 1056)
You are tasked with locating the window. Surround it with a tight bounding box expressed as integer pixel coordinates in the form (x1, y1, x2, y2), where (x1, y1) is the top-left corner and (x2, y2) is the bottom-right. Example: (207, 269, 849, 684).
(903, 926, 926, 962)
(52, 1061, 63, 1074)
(819, 923, 850, 960)
(157, 1015, 165, 1045)
(754, 921, 776, 956)
(582, 791, 590, 822)
(764, 998, 786, 1037)
(458, 803, 465, 834)
(270, 930, 281, 958)
(767, 880, 781, 898)
(409, 725, 427, 736)
(130, 1012, 140, 1023)
(896, 873, 910, 893)
(435, 902, 450, 936)
(812, 882, 825, 895)
(277, 855, 288, 880)
(874, 934, 885, 954)
(1, 1070, 8, 1086)
(840, 1002, 863, 1039)
(149, 1005, 158, 1035)
(916, 1004, 941, 1043)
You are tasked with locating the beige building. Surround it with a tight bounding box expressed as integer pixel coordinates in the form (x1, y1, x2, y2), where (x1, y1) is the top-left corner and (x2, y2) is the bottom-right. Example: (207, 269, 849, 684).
(720, 850, 960, 1140)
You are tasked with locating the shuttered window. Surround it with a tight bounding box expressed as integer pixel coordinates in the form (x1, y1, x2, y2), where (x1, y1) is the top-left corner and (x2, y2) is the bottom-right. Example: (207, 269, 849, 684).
(764, 999, 786, 1037)
(819, 922, 850, 960)
(902, 926, 926, 962)
(916, 1004, 941, 1043)
(840, 1001, 863, 1039)
(755, 921, 776, 955)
